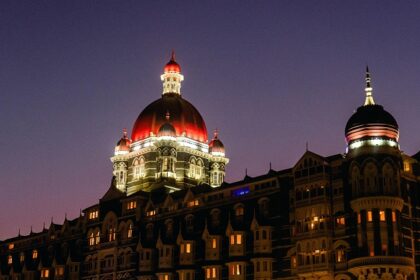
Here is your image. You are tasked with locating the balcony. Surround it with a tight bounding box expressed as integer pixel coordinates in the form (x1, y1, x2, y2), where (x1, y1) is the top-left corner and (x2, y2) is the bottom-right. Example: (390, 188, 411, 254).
(296, 263, 333, 276)
(348, 256, 414, 270)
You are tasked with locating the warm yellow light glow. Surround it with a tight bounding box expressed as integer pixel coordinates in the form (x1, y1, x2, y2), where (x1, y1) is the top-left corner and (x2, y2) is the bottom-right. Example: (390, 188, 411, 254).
(127, 201, 137, 210)
(32, 249, 38, 259)
(392, 211, 397, 222)
(146, 210, 156, 216)
(41, 269, 49, 278)
(211, 238, 217, 249)
(367, 211, 372, 222)
(88, 210, 98, 220)
(379, 211, 385, 221)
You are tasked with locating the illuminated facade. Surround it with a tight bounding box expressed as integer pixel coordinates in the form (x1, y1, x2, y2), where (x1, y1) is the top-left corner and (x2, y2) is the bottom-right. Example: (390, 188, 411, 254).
(1, 60, 420, 280)
(112, 52, 228, 194)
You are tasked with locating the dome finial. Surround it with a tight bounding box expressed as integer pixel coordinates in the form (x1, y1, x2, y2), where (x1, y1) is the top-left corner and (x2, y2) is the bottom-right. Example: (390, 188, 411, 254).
(122, 128, 128, 138)
(170, 50, 176, 62)
(364, 65, 375, 106)
(213, 129, 219, 139)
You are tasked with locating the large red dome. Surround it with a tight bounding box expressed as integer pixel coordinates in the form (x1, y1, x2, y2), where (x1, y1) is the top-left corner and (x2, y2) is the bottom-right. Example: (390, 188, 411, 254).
(131, 93, 208, 143)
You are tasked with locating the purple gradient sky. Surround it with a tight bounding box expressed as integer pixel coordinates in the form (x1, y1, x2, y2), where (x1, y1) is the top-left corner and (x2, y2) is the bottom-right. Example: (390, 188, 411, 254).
(1, 1, 420, 240)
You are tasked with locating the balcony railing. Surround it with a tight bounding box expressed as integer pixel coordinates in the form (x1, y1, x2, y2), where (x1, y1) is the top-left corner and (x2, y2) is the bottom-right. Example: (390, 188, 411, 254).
(348, 256, 414, 269)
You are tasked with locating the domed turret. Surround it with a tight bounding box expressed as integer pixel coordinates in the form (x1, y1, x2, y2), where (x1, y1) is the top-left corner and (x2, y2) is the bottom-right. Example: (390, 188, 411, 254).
(115, 129, 131, 155)
(209, 130, 225, 156)
(131, 52, 207, 143)
(345, 67, 399, 151)
(157, 112, 177, 137)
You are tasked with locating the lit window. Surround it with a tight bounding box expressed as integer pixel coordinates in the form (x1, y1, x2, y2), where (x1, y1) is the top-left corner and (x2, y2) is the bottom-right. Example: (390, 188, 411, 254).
(127, 224, 133, 238)
(32, 249, 38, 259)
(230, 264, 242, 276)
(187, 200, 199, 207)
(55, 267, 64, 276)
(89, 232, 95, 246)
(404, 162, 411, 172)
(95, 231, 100, 244)
(186, 242, 191, 253)
(336, 217, 345, 225)
(357, 213, 361, 224)
(230, 234, 242, 245)
(336, 249, 344, 262)
(211, 238, 217, 249)
(88, 211, 98, 220)
(108, 227, 116, 242)
(205, 267, 217, 279)
(379, 210, 386, 221)
(158, 274, 169, 280)
(41, 269, 49, 278)
(8, 244, 14, 250)
(127, 201, 137, 210)
(291, 255, 297, 268)
(392, 211, 397, 222)
(367, 211, 372, 222)
(369, 245, 374, 256)
(20, 253, 24, 262)
(235, 206, 244, 216)
(147, 210, 156, 216)
(7, 255, 12, 265)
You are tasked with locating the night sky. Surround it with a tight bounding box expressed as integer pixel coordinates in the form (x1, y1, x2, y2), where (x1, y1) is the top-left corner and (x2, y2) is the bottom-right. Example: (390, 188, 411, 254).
(1, 1, 420, 240)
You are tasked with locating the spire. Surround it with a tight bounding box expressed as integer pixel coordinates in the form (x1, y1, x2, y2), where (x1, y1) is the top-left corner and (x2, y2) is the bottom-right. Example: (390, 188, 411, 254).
(122, 128, 128, 139)
(364, 66, 375, 106)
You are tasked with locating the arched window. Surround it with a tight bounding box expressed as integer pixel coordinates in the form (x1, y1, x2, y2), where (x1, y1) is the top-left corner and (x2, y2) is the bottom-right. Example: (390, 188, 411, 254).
(196, 159, 203, 179)
(146, 223, 154, 240)
(185, 215, 194, 232)
(165, 219, 174, 237)
(382, 163, 394, 194)
(133, 158, 140, 179)
(127, 223, 133, 239)
(336, 247, 345, 262)
(364, 162, 378, 194)
(95, 230, 100, 244)
(258, 198, 270, 217)
(108, 226, 116, 242)
(235, 205, 244, 217)
(210, 209, 221, 227)
(351, 166, 361, 196)
(189, 158, 196, 178)
(88, 232, 95, 246)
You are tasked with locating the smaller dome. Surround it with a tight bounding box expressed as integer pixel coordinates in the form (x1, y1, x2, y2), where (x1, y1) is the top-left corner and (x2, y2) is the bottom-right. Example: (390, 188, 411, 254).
(164, 51, 181, 73)
(345, 104, 398, 134)
(158, 122, 177, 137)
(115, 129, 131, 154)
(209, 130, 225, 156)
(157, 112, 177, 137)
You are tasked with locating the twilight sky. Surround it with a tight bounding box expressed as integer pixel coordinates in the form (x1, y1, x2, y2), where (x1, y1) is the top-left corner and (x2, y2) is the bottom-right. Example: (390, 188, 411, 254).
(1, 1, 420, 239)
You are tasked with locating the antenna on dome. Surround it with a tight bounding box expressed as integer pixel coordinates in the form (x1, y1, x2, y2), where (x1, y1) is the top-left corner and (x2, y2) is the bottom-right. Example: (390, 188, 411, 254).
(364, 66, 375, 106)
